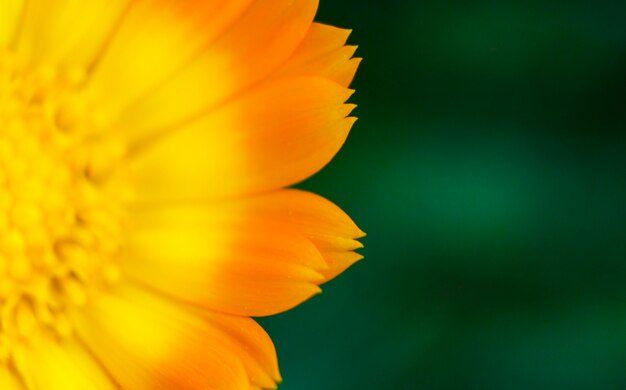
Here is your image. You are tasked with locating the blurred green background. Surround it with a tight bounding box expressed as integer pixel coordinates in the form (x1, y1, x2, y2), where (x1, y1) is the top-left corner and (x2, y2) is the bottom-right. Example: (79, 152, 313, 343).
(260, 1, 626, 389)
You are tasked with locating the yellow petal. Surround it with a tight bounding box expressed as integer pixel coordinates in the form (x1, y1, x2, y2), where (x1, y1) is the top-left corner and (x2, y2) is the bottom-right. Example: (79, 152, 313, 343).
(123, 189, 363, 316)
(124, 76, 355, 202)
(13, 334, 115, 390)
(276, 23, 361, 87)
(94, 0, 319, 139)
(0, 364, 22, 390)
(14, 0, 130, 69)
(0, 0, 24, 47)
(73, 285, 274, 389)
(83, 0, 255, 128)
(123, 206, 325, 317)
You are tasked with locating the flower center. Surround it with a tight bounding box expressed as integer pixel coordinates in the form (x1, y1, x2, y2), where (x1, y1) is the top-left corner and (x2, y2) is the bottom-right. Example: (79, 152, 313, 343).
(0, 49, 123, 359)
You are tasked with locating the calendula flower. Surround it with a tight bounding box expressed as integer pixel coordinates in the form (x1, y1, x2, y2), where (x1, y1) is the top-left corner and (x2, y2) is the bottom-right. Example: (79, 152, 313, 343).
(0, 0, 362, 388)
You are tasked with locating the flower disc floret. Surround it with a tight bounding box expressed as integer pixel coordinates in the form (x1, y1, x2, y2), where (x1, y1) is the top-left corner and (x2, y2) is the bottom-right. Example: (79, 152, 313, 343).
(0, 49, 122, 359)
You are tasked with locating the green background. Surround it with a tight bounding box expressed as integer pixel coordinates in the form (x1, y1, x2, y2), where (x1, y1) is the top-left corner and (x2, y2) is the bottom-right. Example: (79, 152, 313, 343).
(260, 1, 626, 389)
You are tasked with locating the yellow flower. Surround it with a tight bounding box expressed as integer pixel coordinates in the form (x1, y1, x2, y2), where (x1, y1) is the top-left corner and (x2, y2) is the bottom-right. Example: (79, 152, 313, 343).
(0, 0, 363, 388)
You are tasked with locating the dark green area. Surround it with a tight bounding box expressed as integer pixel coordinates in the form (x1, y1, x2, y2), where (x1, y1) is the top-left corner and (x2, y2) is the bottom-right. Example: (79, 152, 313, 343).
(259, 1, 626, 389)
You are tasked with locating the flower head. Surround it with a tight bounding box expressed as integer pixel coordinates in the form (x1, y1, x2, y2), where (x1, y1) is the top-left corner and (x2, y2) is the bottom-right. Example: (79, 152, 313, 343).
(0, 0, 362, 388)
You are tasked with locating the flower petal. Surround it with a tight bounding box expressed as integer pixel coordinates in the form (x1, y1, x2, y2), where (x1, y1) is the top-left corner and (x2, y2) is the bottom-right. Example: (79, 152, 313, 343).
(122, 189, 363, 316)
(0, 0, 24, 47)
(200, 310, 281, 389)
(13, 334, 116, 390)
(73, 285, 278, 389)
(275, 23, 361, 87)
(233, 189, 366, 281)
(123, 76, 355, 202)
(88, 0, 317, 137)
(83, 0, 256, 127)
(13, 0, 130, 68)
(0, 365, 21, 390)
